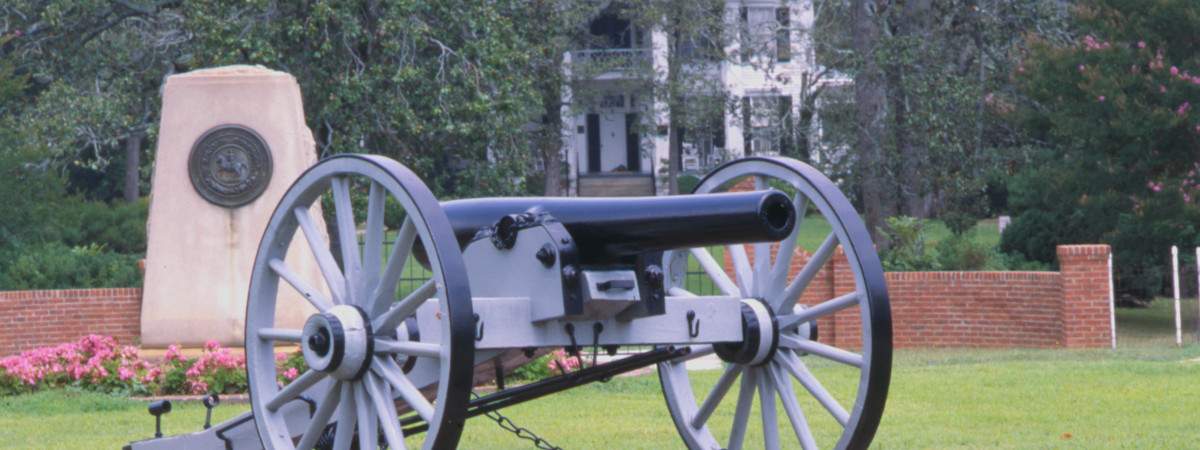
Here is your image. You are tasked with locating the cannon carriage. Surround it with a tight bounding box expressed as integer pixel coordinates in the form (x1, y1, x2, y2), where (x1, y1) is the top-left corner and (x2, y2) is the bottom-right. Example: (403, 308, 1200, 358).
(129, 155, 891, 450)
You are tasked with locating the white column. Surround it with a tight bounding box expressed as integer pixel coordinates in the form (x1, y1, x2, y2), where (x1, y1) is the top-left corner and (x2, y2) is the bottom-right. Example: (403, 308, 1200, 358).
(562, 50, 578, 197)
(651, 26, 670, 195)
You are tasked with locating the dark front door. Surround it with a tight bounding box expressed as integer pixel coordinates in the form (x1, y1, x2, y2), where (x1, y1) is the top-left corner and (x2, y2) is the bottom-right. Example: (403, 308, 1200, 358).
(625, 113, 640, 172)
(587, 114, 601, 173)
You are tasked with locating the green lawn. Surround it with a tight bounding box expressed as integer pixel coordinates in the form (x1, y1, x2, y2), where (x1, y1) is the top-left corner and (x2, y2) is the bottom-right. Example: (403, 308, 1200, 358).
(6, 300, 1198, 449)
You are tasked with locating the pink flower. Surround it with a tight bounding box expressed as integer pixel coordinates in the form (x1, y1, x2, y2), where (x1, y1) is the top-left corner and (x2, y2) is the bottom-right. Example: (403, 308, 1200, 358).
(1017, 67, 1025, 72)
(283, 367, 299, 381)
(1161, 86, 1167, 93)
(985, 93, 994, 102)
(1132, 65, 1138, 73)
(1079, 65, 1086, 71)
(1138, 41, 1146, 48)
(1098, 95, 1106, 102)
(1179, 102, 1191, 115)
(1171, 66, 1179, 75)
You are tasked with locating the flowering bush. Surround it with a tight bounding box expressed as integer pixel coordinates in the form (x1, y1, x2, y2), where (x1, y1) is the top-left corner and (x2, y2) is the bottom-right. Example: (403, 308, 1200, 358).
(0, 335, 152, 396)
(0, 335, 303, 397)
(276, 349, 306, 385)
(1003, 0, 1200, 268)
(545, 349, 582, 373)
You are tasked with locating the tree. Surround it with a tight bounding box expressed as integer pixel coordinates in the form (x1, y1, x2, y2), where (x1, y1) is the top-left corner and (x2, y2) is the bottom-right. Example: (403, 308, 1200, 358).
(179, 0, 545, 198)
(1003, 0, 1200, 267)
(2, 1, 189, 203)
(825, 0, 1067, 245)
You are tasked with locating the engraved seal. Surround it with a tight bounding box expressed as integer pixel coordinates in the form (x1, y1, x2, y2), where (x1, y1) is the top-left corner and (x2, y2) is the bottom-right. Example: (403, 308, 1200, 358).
(188, 125, 273, 207)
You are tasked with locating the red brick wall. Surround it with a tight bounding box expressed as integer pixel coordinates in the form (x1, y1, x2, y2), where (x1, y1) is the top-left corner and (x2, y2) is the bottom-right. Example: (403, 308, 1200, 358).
(1058, 245, 1115, 348)
(0, 289, 142, 357)
(727, 244, 1113, 348)
(886, 271, 1064, 348)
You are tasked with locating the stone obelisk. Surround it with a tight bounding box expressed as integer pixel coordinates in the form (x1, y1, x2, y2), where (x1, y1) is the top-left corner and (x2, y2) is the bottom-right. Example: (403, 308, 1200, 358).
(141, 65, 325, 347)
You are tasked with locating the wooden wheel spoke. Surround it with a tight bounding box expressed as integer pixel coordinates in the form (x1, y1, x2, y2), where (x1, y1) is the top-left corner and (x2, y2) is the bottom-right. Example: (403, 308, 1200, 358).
(365, 218, 417, 316)
(296, 381, 342, 450)
(778, 291, 861, 330)
(295, 205, 348, 305)
(360, 182, 386, 300)
(266, 369, 326, 412)
(690, 247, 740, 297)
(365, 372, 407, 450)
(769, 194, 808, 297)
(779, 232, 839, 311)
(256, 327, 302, 343)
(269, 258, 334, 312)
(373, 278, 436, 332)
(331, 176, 364, 302)
(770, 363, 819, 449)
(374, 339, 441, 358)
(690, 363, 741, 430)
(782, 337, 863, 368)
(759, 368, 780, 449)
(728, 367, 757, 450)
(374, 357, 435, 422)
(333, 383, 357, 450)
(353, 381, 378, 450)
(727, 244, 753, 299)
(780, 351, 850, 426)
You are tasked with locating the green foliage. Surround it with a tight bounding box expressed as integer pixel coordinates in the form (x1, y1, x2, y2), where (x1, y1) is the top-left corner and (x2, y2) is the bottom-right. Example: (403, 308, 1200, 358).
(505, 354, 554, 383)
(181, 0, 541, 199)
(0, 242, 142, 290)
(58, 198, 148, 254)
(1007, 0, 1200, 267)
(879, 216, 939, 271)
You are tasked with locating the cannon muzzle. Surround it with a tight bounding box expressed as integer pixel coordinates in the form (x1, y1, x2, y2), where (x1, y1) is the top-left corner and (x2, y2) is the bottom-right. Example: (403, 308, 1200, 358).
(439, 190, 795, 263)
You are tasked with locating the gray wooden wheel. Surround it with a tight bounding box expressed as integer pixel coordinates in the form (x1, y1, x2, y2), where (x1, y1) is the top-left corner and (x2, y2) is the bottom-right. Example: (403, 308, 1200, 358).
(245, 154, 474, 450)
(659, 156, 891, 450)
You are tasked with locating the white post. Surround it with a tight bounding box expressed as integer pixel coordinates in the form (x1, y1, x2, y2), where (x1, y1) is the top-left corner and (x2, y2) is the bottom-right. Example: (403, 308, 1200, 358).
(1172, 246, 1182, 347)
(1108, 252, 1117, 349)
(1196, 247, 1200, 344)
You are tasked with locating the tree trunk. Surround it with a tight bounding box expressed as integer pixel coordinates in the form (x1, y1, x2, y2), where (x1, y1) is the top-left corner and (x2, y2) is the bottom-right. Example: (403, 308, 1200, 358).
(542, 97, 565, 197)
(853, 0, 893, 249)
(896, 0, 932, 218)
(124, 132, 142, 203)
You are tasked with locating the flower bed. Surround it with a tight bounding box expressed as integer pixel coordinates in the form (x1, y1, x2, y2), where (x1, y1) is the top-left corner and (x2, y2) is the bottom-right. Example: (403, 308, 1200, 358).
(0, 334, 302, 396)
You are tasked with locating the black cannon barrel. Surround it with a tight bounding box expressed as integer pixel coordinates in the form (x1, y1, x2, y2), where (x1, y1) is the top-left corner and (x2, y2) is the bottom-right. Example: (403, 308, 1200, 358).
(439, 190, 796, 263)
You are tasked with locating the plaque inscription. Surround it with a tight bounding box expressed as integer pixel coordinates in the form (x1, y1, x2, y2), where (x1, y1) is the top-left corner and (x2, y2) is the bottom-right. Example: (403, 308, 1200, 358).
(188, 125, 273, 207)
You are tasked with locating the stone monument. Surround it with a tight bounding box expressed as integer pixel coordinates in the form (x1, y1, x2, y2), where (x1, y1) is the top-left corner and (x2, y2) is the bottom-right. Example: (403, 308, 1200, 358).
(141, 65, 326, 347)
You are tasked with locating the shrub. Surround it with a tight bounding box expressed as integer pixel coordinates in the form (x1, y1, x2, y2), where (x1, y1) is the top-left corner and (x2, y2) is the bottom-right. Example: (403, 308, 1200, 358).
(0, 242, 143, 290)
(505, 348, 585, 384)
(0, 336, 297, 397)
(934, 233, 993, 270)
(0, 335, 152, 396)
(879, 216, 940, 271)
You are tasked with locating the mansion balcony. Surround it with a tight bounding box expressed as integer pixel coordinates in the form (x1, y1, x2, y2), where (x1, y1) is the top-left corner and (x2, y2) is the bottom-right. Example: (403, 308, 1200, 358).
(568, 48, 652, 80)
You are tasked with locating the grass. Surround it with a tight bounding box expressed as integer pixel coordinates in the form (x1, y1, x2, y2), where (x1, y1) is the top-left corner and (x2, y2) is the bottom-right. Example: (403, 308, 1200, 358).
(7, 300, 1198, 448)
(0, 389, 250, 448)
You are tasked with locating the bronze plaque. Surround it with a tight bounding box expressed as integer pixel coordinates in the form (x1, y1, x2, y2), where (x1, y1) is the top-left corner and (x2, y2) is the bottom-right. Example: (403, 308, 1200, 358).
(188, 125, 273, 207)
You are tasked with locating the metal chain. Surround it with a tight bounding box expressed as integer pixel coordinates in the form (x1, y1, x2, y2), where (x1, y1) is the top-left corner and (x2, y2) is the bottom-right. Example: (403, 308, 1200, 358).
(472, 391, 563, 450)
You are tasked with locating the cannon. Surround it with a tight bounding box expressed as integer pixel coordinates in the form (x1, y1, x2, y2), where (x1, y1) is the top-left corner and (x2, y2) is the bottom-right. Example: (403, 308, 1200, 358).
(128, 155, 891, 450)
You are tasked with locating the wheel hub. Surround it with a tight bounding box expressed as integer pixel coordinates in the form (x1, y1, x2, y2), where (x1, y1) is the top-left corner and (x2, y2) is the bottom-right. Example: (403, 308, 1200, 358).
(714, 299, 778, 366)
(301, 305, 375, 381)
